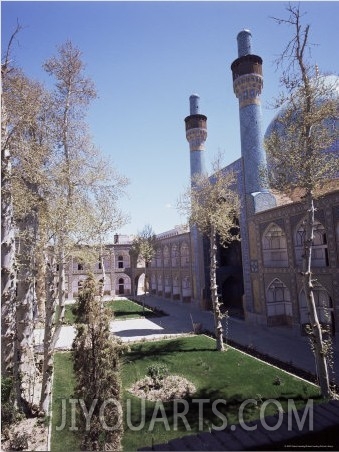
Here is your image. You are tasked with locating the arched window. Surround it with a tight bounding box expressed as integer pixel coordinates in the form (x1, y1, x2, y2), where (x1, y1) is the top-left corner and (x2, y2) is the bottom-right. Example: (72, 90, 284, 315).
(262, 223, 288, 267)
(182, 276, 191, 301)
(171, 245, 179, 267)
(163, 246, 170, 267)
(156, 248, 162, 268)
(78, 280, 84, 293)
(180, 242, 190, 267)
(182, 276, 191, 289)
(266, 278, 292, 319)
(173, 275, 180, 299)
(299, 284, 333, 332)
(295, 220, 328, 267)
(118, 255, 124, 269)
(164, 274, 171, 297)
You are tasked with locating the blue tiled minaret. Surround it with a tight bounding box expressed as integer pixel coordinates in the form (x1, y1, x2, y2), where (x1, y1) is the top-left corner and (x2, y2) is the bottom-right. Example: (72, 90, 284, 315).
(231, 30, 275, 317)
(231, 29, 267, 195)
(185, 94, 207, 306)
(185, 94, 207, 185)
(231, 30, 276, 214)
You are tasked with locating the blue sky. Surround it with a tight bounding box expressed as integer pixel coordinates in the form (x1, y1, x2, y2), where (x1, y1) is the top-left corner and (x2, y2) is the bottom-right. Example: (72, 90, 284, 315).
(2, 1, 339, 236)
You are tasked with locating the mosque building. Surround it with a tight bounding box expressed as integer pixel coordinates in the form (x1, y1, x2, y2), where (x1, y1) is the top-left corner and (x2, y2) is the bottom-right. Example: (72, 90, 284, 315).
(67, 30, 339, 340)
(147, 29, 339, 338)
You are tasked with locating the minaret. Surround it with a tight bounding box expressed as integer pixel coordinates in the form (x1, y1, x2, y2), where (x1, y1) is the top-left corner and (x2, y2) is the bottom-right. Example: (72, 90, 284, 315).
(231, 29, 276, 210)
(185, 94, 207, 184)
(184, 94, 207, 306)
(230, 30, 276, 318)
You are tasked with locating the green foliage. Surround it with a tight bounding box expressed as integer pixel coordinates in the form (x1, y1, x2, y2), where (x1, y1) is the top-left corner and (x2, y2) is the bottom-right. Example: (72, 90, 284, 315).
(72, 272, 98, 324)
(1, 376, 19, 431)
(131, 224, 157, 266)
(147, 363, 169, 381)
(72, 274, 126, 450)
(51, 352, 79, 451)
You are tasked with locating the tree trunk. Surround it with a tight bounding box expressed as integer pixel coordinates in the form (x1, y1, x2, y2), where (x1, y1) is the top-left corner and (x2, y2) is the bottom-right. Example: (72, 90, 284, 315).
(1, 145, 17, 377)
(99, 244, 106, 303)
(39, 248, 69, 411)
(56, 247, 66, 323)
(302, 193, 331, 398)
(39, 257, 56, 414)
(35, 238, 46, 322)
(210, 225, 225, 351)
(15, 216, 38, 411)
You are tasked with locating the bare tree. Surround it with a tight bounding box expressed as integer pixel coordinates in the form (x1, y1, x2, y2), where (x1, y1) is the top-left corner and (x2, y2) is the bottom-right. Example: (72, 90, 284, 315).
(264, 4, 339, 398)
(178, 158, 240, 351)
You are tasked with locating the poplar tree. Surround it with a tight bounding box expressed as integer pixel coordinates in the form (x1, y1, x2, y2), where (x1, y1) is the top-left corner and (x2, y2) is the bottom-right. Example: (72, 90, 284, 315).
(179, 158, 240, 351)
(39, 41, 129, 413)
(264, 5, 339, 398)
(2, 27, 53, 411)
(2, 32, 129, 415)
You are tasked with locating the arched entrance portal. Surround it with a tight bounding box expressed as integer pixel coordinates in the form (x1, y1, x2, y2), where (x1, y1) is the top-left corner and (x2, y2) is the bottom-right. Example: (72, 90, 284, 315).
(221, 275, 244, 319)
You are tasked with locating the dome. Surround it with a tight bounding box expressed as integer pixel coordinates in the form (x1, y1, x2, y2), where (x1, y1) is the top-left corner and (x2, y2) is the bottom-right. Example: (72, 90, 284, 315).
(265, 74, 339, 156)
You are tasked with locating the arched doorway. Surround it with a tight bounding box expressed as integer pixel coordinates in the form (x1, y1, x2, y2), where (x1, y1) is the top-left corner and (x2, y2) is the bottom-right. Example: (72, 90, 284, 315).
(118, 278, 124, 295)
(221, 275, 244, 318)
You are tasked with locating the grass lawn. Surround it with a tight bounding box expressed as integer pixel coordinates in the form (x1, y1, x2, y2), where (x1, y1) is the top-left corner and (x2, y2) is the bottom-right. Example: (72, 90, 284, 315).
(51, 336, 321, 451)
(121, 335, 321, 451)
(51, 352, 79, 451)
(63, 297, 153, 324)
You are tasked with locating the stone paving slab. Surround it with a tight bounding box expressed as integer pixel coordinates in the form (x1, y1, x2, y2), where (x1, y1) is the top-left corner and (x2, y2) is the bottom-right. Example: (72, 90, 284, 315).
(34, 317, 185, 350)
(139, 401, 339, 451)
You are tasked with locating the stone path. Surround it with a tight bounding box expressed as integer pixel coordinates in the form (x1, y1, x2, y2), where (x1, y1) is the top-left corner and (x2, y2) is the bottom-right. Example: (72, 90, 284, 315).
(33, 316, 187, 351)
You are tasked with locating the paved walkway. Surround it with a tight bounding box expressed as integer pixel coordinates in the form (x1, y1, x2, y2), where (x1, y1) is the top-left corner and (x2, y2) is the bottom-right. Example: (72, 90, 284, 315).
(34, 295, 339, 384)
(130, 295, 339, 385)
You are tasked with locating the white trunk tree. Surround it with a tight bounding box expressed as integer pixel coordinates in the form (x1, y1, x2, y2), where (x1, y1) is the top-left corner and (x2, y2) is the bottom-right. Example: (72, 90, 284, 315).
(178, 159, 240, 351)
(1, 65, 17, 379)
(264, 5, 339, 398)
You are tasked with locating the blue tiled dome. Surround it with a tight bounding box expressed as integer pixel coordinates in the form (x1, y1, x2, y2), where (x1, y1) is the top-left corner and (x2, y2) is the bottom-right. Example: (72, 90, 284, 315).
(265, 74, 339, 156)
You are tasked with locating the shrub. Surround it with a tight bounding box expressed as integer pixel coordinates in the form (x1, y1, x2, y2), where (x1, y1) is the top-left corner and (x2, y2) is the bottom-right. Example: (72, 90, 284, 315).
(147, 363, 169, 382)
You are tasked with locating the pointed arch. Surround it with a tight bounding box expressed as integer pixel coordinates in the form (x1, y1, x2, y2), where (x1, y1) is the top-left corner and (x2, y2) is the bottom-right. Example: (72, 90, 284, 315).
(266, 278, 292, 326)
(171, 244, 179, 267)
(115, 274, 131, 296)
(163, 245, 170, 267)
(164, 273, 171, 298)
(172, 275, 180, 300)
(295, 219, 329, 267)
(182, 275, 191, 302)
(262, 223, 288, 267)
(299, 283, 334, 333)
(156, 248, 162, 268)
(180, 242, 190, 267)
